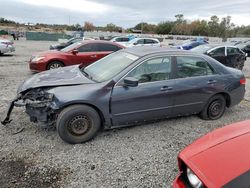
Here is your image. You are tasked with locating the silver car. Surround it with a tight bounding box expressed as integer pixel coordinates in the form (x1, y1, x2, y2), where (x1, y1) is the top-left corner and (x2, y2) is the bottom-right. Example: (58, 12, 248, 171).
(0, 39, 15, 55)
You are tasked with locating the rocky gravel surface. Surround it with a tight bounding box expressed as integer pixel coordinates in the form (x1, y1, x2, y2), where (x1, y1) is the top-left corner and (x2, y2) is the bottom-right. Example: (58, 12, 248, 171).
(0, 40, 250, 188)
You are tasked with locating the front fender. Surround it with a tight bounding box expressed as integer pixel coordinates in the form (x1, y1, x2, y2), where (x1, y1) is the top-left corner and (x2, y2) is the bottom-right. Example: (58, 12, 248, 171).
(48, 83, 114, 128)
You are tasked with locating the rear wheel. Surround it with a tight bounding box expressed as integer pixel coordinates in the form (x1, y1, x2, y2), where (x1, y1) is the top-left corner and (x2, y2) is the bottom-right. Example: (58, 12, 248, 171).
(47, 61, 64, 70)
(56, 105, 101, 144)
(199, 95, 226, 120)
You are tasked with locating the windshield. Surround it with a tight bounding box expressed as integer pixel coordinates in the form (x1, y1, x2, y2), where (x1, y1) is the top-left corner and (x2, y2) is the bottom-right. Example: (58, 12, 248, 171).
(236, 43, 248, 49)
(61, 42, 81, 52)
(83, 51, 138, 82)
(127, 38, 137, 44)
(191, 45, 212, 53)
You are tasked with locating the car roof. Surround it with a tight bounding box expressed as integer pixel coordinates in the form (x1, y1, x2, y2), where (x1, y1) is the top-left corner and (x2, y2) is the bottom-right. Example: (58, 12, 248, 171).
(133, 38, 159, 41)
(78, 40, 125, 48)
(122, 46, 201, 57)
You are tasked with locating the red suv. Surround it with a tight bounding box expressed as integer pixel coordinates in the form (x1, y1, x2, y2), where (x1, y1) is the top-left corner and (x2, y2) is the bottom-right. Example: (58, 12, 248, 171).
(29, 40, 124, 72)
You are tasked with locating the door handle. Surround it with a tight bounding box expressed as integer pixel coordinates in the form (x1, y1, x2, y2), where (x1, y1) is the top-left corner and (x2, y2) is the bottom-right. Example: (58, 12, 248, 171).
(160, 86, 173, 91)
(90, 55, 97, 58)
(207, 80, 217, 84)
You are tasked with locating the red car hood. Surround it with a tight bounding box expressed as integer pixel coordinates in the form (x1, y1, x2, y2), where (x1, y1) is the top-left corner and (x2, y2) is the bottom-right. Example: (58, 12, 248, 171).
(179, 120, 250, 187)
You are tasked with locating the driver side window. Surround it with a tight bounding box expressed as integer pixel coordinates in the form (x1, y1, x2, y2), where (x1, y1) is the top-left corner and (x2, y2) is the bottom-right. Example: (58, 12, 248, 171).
(126, 57, 172, 83)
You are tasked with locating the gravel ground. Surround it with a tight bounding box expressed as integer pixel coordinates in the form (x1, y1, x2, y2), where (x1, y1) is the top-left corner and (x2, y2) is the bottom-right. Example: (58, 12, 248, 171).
(0, 40, 250, 188)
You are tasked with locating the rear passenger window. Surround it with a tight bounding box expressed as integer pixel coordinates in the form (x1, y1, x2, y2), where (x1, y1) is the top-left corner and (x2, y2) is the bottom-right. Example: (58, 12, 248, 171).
(98, 43, 121, 52)
(227, 47, 239, 55)
(176, 56, 214, 78)
(145, 39, 154, 44)
(127, 57, 172, 83)
(77, 43, 98, 52)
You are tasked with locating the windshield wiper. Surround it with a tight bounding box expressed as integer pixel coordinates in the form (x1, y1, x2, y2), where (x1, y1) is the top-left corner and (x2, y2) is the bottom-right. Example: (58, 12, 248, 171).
(81, 68, 97, 81)
(81, 68, 90, 78)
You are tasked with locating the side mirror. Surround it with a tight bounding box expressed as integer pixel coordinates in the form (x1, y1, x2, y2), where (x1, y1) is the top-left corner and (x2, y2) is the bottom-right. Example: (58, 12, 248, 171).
(124, 77, 138, 87)
(133, 42, 138, 45)
(72, 49, 79, 55)
(208, 51, 214, 56)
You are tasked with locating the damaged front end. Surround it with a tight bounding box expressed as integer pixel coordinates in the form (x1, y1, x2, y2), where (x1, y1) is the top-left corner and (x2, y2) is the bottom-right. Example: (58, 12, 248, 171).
(1, 88, 58, 127)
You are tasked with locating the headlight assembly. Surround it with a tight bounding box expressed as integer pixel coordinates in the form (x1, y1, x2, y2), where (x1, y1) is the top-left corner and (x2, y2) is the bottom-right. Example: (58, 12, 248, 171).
(187, 168, 203, 188)
(31, 56, 45, 62)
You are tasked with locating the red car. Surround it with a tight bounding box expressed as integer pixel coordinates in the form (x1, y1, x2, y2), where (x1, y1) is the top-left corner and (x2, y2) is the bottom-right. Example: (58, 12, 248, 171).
(29, 40, 124, 72)
(173, 120, 250, 188)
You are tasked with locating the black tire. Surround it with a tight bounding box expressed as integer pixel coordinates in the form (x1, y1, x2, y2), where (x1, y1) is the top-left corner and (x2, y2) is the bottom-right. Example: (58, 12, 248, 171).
(56, 105, 101, 144)
(47, 61, 64, 70)
(199, 94, 226, 120)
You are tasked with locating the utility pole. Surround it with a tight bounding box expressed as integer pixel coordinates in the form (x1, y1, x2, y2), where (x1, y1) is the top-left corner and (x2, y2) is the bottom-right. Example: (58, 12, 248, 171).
(141, 21, 143, 34)
(68, 15, 71, 25)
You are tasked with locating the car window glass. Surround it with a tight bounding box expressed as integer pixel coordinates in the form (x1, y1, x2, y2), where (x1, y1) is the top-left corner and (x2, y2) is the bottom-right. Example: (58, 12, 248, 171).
(176, 56, 214, 78)
(136, 39, 144, 44)
(77, 43, 98, 52)
(145, 39, 154, 44)
(210, 47, 225, 56)
(227, 47, 238, 55)
(191, 42, 200, 48)
(122, 38, 129, 42)
(127, 57, 171, 83)
(115, 38, 122, 42)
(98, 43, 121, 52)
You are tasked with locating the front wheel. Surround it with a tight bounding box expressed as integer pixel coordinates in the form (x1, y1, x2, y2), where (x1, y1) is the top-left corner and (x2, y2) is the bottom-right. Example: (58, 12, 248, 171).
(199, 95, 226, 120)
(47, 61, 64, 70)
(56, 105, 101, 144)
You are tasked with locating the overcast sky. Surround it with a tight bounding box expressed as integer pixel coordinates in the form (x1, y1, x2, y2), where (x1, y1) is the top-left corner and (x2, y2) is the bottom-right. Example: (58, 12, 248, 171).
(1, 0, 250, 27)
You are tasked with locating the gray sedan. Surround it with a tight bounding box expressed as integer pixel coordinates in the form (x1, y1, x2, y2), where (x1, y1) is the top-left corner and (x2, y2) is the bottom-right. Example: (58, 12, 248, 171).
(1, 47, 246, 144)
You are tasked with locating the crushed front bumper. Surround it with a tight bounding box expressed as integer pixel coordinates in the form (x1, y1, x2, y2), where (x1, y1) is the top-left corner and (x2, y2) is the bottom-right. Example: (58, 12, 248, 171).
(1, 97, 19, 125)
(1, 93, 57, 126)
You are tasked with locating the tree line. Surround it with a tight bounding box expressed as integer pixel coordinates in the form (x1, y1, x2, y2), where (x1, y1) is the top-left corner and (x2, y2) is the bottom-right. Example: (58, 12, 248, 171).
(1, 15, 250, 38)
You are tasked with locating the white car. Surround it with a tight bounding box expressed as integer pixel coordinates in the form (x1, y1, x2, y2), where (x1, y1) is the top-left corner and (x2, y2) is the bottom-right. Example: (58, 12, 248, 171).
(110, 36, 131, 46)
(0, 39, 15, 55)
(124, 38, 161, 48)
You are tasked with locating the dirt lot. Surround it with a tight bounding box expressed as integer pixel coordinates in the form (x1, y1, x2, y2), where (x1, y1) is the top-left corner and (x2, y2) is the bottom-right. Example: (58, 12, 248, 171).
(0, 40, 250, 188)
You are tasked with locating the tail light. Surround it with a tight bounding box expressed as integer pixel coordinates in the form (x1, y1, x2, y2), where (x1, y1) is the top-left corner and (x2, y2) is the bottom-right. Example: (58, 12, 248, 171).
(240, 78, 246, 85)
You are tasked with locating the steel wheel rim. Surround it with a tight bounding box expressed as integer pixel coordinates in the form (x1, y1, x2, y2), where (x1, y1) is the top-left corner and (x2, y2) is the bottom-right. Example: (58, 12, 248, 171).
(67, 115, 91, 136)
(209, 100, 223, 118)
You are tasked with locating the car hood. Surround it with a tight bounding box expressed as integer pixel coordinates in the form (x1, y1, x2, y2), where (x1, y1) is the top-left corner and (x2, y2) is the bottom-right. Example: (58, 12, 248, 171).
(179, 120, 250, 187)
(18, 65, 95, 93)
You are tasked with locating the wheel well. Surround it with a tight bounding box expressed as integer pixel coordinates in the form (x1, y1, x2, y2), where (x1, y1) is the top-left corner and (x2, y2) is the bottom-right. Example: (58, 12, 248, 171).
(59, 103, 106, 128)
(216, 92, 231, 107)
(47, 60, 65, 70)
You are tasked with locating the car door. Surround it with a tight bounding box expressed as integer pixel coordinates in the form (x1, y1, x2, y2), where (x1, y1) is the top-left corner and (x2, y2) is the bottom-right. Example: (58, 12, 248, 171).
(172, 56, 221, 116)
(207, 47, 226, 65)
(144, 39, 157, 46)
(70, 43, 100, 66)
(111, 56, 176, 126)
(97, 43, 122, 59)
(226, 47, 243, 68)
(134, 39, 145, 47)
